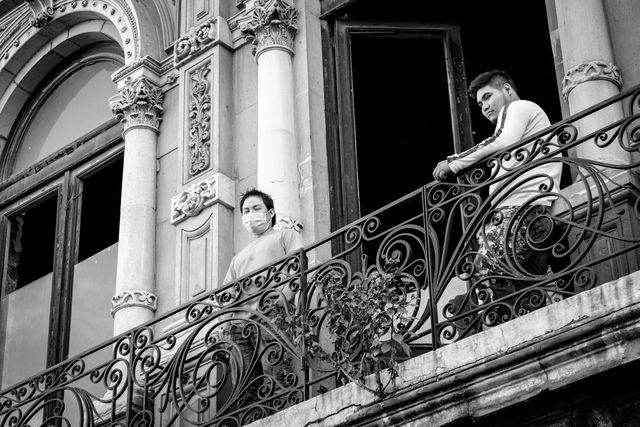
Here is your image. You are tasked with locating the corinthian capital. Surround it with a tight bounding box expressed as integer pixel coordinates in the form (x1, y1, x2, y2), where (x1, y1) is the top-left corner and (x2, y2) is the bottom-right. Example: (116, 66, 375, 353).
(240, 0, 298, 58)
(109, 78, 164, 134)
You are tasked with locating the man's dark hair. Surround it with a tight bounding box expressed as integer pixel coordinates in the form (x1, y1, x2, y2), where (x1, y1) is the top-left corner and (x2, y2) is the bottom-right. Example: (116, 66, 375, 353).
(239, 188, 276, 226)
(468, 70, 518, 101)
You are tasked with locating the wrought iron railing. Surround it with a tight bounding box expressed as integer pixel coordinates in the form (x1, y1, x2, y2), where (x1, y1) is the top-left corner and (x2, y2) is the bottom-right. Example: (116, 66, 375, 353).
(2, 87, 640, 426)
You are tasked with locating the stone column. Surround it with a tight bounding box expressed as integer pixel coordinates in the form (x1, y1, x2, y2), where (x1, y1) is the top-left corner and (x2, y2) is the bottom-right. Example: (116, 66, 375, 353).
(556, 0, 630, 164)
(241, 0, 301, 226)
(109, 77, 163, 335)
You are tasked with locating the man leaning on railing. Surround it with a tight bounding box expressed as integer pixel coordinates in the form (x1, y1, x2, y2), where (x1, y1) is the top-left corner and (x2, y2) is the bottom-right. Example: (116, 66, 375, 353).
(433, 70, 562, 311)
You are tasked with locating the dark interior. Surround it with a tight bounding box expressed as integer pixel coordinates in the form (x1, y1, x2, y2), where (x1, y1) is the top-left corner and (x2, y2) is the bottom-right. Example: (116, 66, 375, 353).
(77, 156, 123, 262)
(8, 193, 57, 290)
(339, 0, 561, 215)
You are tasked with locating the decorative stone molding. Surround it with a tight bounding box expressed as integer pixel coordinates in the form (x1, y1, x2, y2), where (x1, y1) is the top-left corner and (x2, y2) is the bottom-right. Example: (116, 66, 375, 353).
(171, 173, 236, 225)
(174, 18, 217, 67)
(111, 56, 167, 84)
(0, 0, 139, 64)
(188, 62, 212, 177)
(562, 60, 623, 100)
(111, 290, 158, 315)
(25, 0, 54, 28)
(109, 78, 164, 133)
(240, 0, 298, 58)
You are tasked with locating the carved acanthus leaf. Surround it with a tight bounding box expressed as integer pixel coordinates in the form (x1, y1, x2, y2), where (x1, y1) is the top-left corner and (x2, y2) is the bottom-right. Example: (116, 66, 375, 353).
(174, 18, 218, 67)
(109, 78, 164, 132)
(172, 176, 217, 224)
(240, 0, 297, 57)
(188, 62, 212, 177)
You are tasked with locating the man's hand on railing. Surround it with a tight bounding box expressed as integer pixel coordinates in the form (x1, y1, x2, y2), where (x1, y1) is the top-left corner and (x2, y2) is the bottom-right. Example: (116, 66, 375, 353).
(433, 159, 453, 181)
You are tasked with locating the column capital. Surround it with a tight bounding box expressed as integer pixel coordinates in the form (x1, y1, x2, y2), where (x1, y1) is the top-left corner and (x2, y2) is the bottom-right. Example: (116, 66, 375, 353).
(240, 0, 298, 58)
(109, 77, 164, 134)
(562, 60, 623, 101)
(111, 289, 158, 316)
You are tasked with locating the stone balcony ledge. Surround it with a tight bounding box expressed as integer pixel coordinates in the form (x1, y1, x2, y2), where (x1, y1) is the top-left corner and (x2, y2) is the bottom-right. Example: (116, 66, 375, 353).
(249, 269, 640, 426)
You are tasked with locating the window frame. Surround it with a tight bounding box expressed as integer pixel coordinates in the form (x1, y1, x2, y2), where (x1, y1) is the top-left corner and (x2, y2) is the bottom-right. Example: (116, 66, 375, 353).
(0, 134, 124, 374)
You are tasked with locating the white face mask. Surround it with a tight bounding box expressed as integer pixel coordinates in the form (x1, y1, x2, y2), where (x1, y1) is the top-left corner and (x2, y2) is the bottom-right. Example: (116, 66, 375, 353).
(242, 212, 272, 235)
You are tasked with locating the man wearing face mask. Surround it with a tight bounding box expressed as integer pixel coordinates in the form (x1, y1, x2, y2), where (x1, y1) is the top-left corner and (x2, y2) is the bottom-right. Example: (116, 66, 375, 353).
(224, 188, 304, 283)
(222, 188, 304, 408)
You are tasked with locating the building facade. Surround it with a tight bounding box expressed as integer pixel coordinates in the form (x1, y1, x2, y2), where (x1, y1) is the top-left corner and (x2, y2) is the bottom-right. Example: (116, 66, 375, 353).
(0, 0, 638, 425)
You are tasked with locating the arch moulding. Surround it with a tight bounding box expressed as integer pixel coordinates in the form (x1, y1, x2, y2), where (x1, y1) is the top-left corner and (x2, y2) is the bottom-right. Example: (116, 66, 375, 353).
(0, 0, 149, 71)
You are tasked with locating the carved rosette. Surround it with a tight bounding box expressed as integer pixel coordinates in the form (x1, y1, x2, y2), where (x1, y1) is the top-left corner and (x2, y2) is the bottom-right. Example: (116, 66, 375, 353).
(111, 290, 158, 316)
(240, 0, 298, 57)
(174, 18, 217, 67)
(109, 78, 164, 134)
(189, 63, 212, 177)
(171, 176, 217, 224)
(562, 60, 623, 100)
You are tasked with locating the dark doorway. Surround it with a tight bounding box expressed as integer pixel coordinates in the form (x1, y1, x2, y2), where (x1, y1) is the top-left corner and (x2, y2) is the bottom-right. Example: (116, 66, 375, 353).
(352, 35, 457, 215)
(323, 0, 561, 229)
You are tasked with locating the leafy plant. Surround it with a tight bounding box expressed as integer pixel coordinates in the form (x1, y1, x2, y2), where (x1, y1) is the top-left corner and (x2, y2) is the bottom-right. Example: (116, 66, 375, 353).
(274, 259, 414, 396)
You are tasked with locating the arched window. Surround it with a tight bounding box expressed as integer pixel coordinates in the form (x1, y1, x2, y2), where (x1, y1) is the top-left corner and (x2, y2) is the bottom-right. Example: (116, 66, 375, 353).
(11, 60, 119, 174)
(0, 46, 124, 389)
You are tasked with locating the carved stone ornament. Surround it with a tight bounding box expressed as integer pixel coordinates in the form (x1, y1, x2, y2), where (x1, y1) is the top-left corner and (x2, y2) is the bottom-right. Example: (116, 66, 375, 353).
(25, 0, 54, 28)
(109, 78, 164, 133)
(111, 290, 158, 316)
(189, 62, 212, 177)
(171, 176, 216, 224)
(240, 0, 298, 57)
(174, 18, 217, 67)
(171, 173, 235, 225)
(0, 0, 139, 62)
(562, 60, 623, 100)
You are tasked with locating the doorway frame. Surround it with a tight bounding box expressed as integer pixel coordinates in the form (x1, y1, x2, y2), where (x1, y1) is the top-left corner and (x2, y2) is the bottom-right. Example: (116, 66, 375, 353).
(323, 20, 474, 230)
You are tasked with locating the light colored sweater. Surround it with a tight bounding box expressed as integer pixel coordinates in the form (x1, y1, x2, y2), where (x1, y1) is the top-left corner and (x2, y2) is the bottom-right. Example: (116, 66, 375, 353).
(448, 100, 562, 207)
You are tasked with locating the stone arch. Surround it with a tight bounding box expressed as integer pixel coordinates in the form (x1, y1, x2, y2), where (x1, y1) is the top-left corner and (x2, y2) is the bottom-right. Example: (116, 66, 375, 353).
(0, 19, 125, 177)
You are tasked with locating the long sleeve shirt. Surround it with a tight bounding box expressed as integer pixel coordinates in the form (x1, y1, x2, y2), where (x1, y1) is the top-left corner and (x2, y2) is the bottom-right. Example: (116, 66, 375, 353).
(448, 100, 562, 207)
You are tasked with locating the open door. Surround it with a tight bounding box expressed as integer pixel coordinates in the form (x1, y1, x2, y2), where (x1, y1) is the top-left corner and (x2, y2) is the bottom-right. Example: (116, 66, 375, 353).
(328, 22, 473, 226)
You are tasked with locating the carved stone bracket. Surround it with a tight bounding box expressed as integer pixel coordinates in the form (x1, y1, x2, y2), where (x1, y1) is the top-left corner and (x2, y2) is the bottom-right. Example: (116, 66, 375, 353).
(111, 290, 158, 316)
(174, 18, 217, 67)
(240, 0, 298, 58)
(171, 173, 236, 225)
(25, 0, 54, 28)
(562, 60, 623, 100)
(109, 77, 164, 134)
(189, 62, 212, 177)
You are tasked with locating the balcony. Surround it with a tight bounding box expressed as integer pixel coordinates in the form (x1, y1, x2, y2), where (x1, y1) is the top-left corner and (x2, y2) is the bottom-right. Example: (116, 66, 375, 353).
(1, 87, 640, 426)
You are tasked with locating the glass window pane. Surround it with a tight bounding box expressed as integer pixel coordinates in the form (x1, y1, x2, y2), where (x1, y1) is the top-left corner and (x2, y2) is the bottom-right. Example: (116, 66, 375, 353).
(12, 61, 118, 175)
(7, 194, 57, 290)
(0, 272, 52, 389)
(68, 243, 118, 356)
(69, 156, 122, 356)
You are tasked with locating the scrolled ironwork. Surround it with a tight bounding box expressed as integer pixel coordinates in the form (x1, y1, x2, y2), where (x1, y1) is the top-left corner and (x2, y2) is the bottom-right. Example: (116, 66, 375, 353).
(2, 84, 640, 425)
